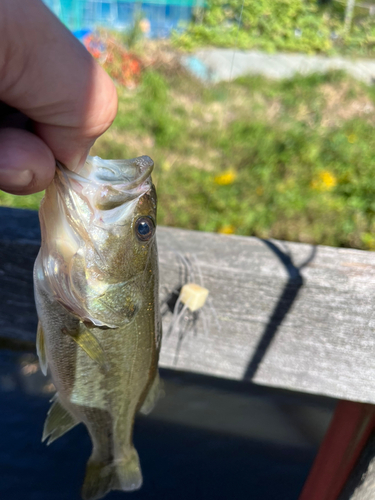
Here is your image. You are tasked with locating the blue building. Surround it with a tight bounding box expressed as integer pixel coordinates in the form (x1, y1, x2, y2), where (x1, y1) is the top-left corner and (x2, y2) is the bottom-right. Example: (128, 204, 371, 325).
(43, 0, 201, 38)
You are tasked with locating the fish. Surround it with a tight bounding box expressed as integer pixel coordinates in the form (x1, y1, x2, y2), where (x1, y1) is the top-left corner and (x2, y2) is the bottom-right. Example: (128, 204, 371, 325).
(33, 155, 161, 500)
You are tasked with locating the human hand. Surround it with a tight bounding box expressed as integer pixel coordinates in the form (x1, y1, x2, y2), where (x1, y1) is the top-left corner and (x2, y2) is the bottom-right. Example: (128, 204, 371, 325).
(0, 0, 117, 195)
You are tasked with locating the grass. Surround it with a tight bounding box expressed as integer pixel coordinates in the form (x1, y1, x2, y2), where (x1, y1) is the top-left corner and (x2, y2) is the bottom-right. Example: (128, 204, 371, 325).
(4, 60, 375, 251)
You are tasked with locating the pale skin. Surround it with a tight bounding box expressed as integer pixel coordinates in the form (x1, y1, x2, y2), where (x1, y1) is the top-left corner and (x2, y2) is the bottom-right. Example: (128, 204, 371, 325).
(0, 0, 118, 195)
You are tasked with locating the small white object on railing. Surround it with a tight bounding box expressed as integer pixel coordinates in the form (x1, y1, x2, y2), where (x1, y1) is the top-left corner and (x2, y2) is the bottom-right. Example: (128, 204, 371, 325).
(179, 283, 209, 312)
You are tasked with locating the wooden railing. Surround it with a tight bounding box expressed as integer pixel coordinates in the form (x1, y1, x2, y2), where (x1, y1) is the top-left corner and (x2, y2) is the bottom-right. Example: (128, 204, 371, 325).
(1, 206, 375, 499)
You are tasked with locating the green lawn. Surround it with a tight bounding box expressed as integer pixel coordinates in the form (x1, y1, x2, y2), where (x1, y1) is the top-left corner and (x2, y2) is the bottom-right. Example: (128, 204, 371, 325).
(4, 66, 375, 251)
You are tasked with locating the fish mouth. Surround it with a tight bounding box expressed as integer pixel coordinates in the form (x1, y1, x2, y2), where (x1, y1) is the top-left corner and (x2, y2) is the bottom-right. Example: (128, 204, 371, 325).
(91, 155, 154, 187)
(56, 155, 154, 211)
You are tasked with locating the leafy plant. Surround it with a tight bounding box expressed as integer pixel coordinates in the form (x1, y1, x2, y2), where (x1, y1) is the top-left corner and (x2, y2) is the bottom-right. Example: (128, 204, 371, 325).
(173, 0, 375, 57)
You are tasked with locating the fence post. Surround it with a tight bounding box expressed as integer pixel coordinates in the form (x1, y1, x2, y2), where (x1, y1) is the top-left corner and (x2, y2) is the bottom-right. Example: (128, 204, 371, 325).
(299, 400, 375, 500)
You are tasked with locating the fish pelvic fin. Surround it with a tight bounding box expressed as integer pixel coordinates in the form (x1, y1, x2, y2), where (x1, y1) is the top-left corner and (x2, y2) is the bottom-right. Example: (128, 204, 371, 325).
(140, 372, 162, 415)
(42, 394, 79, 445)
(82, 448, 142, 500)
(36, 322, 48, 376)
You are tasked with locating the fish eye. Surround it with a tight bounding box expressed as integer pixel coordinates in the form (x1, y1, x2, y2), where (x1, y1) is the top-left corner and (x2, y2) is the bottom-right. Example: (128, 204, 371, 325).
(135, 217, 155, 241)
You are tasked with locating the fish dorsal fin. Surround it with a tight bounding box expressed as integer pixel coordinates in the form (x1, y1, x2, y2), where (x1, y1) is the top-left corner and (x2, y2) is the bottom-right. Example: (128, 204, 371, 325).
(66, 323, 108, 372)
(139, 372, 162, 415)
(42, 394, 78, 445)
(36, 322, 48, 376)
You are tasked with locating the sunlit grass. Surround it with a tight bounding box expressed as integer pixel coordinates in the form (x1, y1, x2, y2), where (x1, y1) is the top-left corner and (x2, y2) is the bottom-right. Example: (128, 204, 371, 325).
(0, 190, 43, 211)
(4, 67, 375, 250)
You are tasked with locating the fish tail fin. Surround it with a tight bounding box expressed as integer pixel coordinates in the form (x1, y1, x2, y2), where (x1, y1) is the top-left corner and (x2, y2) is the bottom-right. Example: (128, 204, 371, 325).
(81, 460, 115, 500)
(113, 447, 143, 492)
(81, 448, 142, 500)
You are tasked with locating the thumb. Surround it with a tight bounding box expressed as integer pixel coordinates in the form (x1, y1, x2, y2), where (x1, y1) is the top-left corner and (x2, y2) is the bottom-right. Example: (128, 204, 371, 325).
(0, 0, 117, 194)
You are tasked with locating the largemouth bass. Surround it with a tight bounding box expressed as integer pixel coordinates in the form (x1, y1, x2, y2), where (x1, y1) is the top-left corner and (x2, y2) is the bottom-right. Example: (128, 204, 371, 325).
(33, 155, 161, 500)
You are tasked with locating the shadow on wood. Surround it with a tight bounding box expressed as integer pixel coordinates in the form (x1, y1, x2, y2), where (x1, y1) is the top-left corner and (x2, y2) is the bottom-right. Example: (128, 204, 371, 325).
(244, 240, 316, 380)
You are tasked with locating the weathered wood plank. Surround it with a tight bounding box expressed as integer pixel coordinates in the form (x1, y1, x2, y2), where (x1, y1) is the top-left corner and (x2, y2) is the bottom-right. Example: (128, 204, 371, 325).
(158, 228, 375, 404)
(1, 207, 375, 403)
(0, 209, 40, 343)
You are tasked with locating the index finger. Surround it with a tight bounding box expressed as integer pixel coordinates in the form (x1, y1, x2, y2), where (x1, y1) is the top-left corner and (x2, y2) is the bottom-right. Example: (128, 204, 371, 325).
(0, 0, 117, 192)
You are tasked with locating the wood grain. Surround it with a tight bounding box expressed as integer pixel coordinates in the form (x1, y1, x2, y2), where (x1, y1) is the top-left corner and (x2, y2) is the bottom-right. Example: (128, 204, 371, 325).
(157, 227, 375, 404)
(1, 207, 375, 403)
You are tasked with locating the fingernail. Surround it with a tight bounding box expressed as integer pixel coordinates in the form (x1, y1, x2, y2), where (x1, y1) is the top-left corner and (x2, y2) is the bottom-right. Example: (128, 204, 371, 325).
(0, 169, 33, 190)
(74, 149, 91, 172)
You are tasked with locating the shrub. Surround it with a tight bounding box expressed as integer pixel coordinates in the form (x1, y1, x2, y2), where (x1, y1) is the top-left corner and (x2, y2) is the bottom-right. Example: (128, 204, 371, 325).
(173, 0, 375, 56)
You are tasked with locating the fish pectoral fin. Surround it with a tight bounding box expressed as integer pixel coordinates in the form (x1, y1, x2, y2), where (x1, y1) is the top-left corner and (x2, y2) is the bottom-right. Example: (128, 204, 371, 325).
(42, 394, 79, 445)
(36, 322, 48, 376)
(64, 324, 108, 372)
(139, 372, 162, 415)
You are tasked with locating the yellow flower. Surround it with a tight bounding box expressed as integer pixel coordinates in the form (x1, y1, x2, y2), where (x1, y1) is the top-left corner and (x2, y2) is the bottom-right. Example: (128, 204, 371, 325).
(347, 133, 357, 144)
(320, 171, 337, 189)
(218, 225, 235, 235)
(256, 186, 264, 196)
(214, 170, 236, 185)
(311, 170, 337, 191)
(162, 160, 171, 171)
